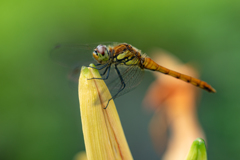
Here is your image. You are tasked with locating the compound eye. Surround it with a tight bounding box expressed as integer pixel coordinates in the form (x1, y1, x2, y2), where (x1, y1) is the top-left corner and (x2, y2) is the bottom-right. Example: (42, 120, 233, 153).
(96, 45, 106, 56)
(94, 50, 98, 55)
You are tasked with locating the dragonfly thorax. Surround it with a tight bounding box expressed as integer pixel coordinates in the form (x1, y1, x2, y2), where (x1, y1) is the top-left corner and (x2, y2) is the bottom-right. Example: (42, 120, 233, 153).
(93, 45, 110, 64)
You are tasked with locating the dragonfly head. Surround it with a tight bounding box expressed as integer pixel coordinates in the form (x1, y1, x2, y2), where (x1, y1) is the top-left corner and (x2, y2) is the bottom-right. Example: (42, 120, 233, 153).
(93, 45, 110, 64)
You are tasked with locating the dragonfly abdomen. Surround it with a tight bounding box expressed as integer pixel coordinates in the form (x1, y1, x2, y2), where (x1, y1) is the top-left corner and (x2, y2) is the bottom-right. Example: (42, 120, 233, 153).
(143, 57, 216, 93)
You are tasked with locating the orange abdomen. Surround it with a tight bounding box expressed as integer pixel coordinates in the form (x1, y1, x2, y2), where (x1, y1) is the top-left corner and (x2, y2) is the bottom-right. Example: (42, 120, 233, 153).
(143, 57, 216, 93)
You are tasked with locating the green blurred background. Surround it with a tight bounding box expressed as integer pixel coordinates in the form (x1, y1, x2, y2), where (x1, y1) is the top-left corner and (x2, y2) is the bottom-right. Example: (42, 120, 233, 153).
(1, 0, 239, 160)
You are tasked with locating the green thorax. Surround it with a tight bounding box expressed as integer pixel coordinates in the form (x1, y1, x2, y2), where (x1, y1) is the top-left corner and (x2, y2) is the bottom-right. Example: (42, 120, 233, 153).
(114, 50, 140, 65)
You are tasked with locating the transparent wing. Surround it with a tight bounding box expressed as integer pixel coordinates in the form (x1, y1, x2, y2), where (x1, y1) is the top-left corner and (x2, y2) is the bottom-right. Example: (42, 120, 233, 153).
(51, 42, 115, 82)
(50, 42, 114, 68)
(98, 56, 144, 101)
(51, 42, 145, 102)
(111, 63, 144, 98)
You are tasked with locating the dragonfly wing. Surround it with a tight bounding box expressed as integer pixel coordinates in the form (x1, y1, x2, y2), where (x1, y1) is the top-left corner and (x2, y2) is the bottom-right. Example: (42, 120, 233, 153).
(50, 43, 97, 68)
(115, 64, 144, 97)
(51, 42, 114, 83)
(101, 56, 144, 100)
(51, 42, 115, 68)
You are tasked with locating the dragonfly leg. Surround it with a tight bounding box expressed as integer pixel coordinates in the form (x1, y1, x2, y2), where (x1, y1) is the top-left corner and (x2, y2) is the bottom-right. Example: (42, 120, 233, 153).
(88, 63, 109, 70)
(88, 65, 111, 80)
(95, 63, 102, 66)
(104, 83, 125, 109)
(104, 65, 126, 109)
(100, 65, 110, 76)
(88, 63, 111, 80)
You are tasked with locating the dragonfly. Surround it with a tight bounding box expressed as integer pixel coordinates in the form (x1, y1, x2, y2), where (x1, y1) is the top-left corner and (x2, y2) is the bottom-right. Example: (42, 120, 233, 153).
(52, 43, 216, 108)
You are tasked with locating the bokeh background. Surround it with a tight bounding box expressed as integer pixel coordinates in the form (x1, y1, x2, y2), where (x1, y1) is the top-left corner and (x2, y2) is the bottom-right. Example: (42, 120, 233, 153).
(1, 1, 239, 160)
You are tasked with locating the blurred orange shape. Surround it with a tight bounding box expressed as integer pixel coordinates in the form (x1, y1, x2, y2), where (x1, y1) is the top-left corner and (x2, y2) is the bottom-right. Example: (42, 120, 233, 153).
(144, 50, 206, 160)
